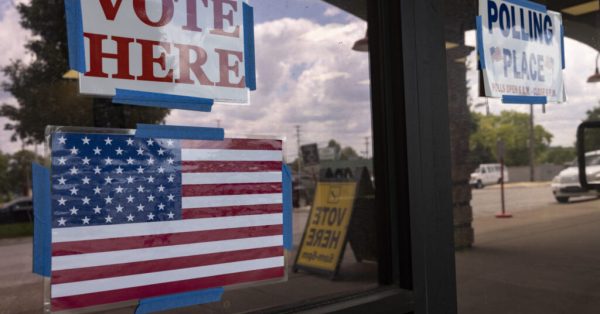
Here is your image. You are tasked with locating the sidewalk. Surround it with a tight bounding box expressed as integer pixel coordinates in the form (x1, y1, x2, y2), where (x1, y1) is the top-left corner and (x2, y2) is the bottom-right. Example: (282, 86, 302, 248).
(457, 198, 600, 314)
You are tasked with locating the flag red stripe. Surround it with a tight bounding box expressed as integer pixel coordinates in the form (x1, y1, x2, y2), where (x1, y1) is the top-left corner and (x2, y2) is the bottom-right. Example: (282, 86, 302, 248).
(52, 225, 283, 256)
(182, 204, 282, 219)
(181, 139, 282, 150)
(52, 246, 283, 284)
(51, 267, 285, 311)
(182, 161, 282, 173)
(182, 183, 282, 197)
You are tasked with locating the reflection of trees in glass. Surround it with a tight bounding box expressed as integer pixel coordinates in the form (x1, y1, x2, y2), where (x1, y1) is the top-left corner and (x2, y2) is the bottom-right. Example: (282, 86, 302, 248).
(469, 111, 553, 166)
(583, 103, 600, 153)
(0, 152, 12, 202)
(327, 139, 359, 160)
(1, 0, 168, 145)
(0, 150, 46, 201)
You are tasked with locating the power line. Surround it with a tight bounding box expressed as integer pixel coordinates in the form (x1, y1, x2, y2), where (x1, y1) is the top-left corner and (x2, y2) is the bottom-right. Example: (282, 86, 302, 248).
(363, 136, 370, 158)
(295, 125, 302, 176)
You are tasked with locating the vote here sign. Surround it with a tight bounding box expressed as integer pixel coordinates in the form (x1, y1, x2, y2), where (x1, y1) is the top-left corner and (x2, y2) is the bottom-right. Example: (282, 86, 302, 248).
(295, 182, 356, 274)
(68, 0, 255, 106)
(478, 0, 565, 103)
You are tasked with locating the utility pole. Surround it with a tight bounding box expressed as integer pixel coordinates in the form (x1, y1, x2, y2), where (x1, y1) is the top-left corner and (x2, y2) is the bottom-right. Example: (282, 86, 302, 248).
(295, 125, 302, 177)
(216, 119, 221, 128)
(529, 104, 535, 182)
(364, 136, 370, 158)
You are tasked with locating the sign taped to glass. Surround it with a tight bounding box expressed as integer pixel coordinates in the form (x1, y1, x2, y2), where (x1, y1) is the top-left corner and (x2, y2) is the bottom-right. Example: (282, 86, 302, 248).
(477, 0, 565, 103)
(65, 0, 256, 108)
(44, 128, 286, 312)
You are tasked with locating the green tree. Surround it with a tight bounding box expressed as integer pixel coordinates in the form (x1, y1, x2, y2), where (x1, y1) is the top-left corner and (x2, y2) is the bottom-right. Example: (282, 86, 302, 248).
(539, 146, 576, 165)
(7, 150, 45, 197)
(340, 146, 359, 160)
(327, 140, 342, 154)
(582, 103, 600, 152)
(470, 111, 553, 166)
(327, 139, 359, 160)
(0, 152, 13, 202)
(1, 0, 168, 145)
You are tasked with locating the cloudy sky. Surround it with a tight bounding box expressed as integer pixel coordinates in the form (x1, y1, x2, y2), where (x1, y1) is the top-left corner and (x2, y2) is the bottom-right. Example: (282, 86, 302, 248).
(0, 0, 598, 160)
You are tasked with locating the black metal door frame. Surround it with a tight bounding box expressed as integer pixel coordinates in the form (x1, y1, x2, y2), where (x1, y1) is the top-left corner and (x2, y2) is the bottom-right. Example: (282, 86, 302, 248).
(368, 0, 458, 313)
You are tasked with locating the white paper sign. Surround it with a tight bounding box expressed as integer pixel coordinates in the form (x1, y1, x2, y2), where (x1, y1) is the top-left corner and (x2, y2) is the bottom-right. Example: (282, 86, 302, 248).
(478, 0, 565, 103)
(77, 0, 253, 104)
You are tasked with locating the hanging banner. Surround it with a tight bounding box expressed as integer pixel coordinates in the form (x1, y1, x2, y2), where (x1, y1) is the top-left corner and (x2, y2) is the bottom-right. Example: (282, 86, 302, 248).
(477, 0, 565, 103)
(64, 0, 256, 109)
(44, 129, 285, 312)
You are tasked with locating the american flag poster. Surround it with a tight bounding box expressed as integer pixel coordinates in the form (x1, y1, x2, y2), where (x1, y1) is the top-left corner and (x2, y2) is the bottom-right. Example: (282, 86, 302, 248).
(48, 131, 286, 311)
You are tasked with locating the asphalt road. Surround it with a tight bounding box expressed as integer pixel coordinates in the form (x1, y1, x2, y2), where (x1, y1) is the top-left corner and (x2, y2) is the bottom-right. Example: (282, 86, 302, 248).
(470, 183, 595, 217)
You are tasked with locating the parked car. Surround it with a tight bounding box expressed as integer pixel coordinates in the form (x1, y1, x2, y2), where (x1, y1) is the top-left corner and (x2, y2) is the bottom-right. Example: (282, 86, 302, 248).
(551, 150, 600, 203)
(0, 197, 33, 224)
(469, 163, 509, 189)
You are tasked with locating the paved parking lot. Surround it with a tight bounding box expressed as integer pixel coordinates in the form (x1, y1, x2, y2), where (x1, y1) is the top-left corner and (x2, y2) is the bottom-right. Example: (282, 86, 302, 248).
(471, 182, 597, 217)
(458, 196, 600, 314)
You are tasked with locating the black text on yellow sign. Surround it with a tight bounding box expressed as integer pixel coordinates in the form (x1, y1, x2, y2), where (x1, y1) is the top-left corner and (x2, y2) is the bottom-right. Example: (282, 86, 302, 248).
(296, 182, 356, 272)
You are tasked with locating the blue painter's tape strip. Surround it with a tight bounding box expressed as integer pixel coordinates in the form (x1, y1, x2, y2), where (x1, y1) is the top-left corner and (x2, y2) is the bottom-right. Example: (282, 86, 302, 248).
(32, 163, 51, 277)
(113, 89, 214, 112)
(560, 25, 565, 69)
(64, 0, 85, 73)
(135, 124, 225, 141)
(475, 16, 485, 70)
(135, 287, 224, 314)
(502, 95, 547, 104)
(282, 164, 293, 250)
(504, 0, 546, 12)
(243, 3, 256, 91)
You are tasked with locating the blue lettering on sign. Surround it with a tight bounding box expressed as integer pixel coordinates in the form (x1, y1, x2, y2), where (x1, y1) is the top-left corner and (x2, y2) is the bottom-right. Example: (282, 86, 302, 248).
(500, 47, 548, 82)
(529, 53, 537, 81)
(487, 0, 554, 45)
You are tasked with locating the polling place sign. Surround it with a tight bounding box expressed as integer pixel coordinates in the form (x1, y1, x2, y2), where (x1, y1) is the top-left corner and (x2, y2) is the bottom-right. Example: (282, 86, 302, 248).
(64, 0, 256, 110)
(477, 0, 565, 103)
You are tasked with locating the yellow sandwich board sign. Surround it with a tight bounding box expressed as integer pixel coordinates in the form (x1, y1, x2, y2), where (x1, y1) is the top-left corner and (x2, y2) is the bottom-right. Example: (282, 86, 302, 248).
(294, 181, 357, 274)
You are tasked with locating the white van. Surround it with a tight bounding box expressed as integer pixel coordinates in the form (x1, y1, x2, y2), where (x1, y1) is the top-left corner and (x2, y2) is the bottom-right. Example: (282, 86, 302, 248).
(469, 163, 509, 189)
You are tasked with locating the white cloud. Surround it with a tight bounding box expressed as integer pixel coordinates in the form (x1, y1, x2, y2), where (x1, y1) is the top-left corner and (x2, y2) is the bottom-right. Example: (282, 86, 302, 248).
(323, 6, 342, 17)
(0, 0, 32, 153)
(466, 30, 600, 147)
(167, 18, 370, 161)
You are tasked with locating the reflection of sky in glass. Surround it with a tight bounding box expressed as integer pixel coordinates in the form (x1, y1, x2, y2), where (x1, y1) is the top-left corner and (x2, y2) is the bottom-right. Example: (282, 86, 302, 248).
(252, 0, 349, 24)
(0, 0, 10, 21)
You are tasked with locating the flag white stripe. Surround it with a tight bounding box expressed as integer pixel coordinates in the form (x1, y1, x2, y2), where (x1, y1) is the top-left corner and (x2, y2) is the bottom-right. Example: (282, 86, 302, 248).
(182, 193, 282, 209)
(182, 149, 282, 161)
(52, 235, 283, 271)
(52, 214, 283, 243)
(182, 172, 282, 184)
(52, 256, 284, 298)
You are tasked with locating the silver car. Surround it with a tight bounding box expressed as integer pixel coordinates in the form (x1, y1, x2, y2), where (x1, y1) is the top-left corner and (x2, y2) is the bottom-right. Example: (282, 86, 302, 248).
(551, 151, 600, 203)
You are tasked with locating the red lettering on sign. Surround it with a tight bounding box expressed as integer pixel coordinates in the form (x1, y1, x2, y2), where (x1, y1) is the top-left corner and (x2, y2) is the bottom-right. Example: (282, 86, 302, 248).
(210, 0, 240, 38)
(215, 48, 245, 88)
(182, 0, 209, 32)
(83, 31, 247, 90)
(175, 44, 214, 86)
(99, 0, 124, 21)
(133, 0, 175, 27)
(137, 39, 174, 82)
(84, 33, 135, 80)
